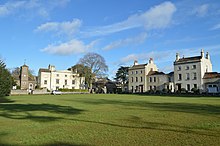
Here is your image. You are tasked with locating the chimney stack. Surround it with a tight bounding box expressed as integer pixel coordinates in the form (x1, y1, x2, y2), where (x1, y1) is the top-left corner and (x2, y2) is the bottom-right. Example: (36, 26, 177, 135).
(201, 49, 204, 58)
(134, 60, 138, 66)
(176, 53, 180, 61)
(149, 58, 153, 64)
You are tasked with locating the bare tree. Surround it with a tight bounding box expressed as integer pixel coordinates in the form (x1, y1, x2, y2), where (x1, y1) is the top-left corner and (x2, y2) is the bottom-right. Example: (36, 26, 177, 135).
(78, 52, 108, 88)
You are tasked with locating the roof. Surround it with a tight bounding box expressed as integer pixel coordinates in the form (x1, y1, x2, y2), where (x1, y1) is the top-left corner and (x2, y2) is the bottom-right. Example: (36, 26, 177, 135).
(203, 72, 220, 79)
(13, 75, 20, 80)
(168, 71, 174, 75)
(22, 64, 28, 67)
(174, 56, 202, 64)
(129, 63, 147, 70)
(148, 71, 165, 76)
(39, 68, 50, 73)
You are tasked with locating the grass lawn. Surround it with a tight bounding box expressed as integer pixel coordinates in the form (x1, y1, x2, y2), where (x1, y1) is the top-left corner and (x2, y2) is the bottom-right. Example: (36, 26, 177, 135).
(0, 94, 220, 146)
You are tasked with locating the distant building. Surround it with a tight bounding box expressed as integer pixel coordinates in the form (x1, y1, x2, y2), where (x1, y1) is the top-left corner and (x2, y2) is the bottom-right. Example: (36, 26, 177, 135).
(174, 49, 213, 92)
(38, 65, 85, 91)
(203, 72, 220, 93)
(128, 58, 158, 93)
(13, 64, 37, 90)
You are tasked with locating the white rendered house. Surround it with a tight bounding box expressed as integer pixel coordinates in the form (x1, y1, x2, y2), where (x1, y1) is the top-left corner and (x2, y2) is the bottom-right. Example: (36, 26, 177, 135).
(38, 65, 85, 91)
(128, 58, 158, 93)
(174, 49, 212, 92)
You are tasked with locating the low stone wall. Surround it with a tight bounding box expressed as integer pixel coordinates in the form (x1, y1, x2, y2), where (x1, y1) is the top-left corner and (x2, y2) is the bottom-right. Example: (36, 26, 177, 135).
(11, 90, 28, 95)
(11, 89, 50, 95)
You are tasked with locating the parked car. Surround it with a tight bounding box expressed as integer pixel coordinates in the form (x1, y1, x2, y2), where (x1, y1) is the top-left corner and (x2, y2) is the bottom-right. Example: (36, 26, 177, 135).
(51, 90, 62, 95)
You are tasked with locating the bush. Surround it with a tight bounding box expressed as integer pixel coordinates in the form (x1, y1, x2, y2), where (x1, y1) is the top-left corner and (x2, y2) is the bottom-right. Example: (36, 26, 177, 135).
(181, 88, 187, 93)
(191, 88, 200, 94)
(155, 90, 162, 94)
(162, 88, 168, 93)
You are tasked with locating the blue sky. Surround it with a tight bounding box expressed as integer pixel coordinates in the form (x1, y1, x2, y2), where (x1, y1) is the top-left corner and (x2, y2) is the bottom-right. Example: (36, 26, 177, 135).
(0, 0, 220, 78)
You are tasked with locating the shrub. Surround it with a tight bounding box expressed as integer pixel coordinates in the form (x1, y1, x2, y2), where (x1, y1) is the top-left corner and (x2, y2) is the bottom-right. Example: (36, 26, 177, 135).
(191, 88, 200, 94)
(162, 88, 168, 93)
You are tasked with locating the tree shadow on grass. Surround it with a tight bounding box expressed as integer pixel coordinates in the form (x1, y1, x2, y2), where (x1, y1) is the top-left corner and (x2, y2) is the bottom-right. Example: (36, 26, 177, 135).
(0, 96, 14, 103)
(70, 116, 220, 138)
(0, 103, 84, 122)
(42, 142, 90, 146)
(74, 98, 220, 116)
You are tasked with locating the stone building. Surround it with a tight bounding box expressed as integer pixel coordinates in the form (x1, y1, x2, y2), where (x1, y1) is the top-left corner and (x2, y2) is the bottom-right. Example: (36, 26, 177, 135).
(13, 64, 37, 90)
(38, 65, 85, 91)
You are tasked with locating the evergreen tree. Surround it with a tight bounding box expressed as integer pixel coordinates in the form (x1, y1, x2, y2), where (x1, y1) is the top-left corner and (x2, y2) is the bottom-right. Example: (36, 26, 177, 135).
(0, 60, 13, 97)
(114, 66, 129, 84)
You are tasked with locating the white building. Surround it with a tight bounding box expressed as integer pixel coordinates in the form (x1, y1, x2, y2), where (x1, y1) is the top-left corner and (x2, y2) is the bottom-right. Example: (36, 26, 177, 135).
(147, 71, 174, 92)
(174, 49, 212, 92)
(38, 65, 85, 91)
(128, 58, 158, 93)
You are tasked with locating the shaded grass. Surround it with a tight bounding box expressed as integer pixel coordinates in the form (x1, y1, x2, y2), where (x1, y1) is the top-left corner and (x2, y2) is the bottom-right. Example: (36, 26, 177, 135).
(0, 94, 220, 145)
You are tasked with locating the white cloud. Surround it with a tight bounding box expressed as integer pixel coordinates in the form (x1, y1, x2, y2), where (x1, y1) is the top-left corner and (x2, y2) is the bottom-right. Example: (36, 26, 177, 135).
(35, 19, 82, 36)
(84, 1, 176, 37)
(102, 33, 147, 51)
(0, 0, 70, 17)
(193, 4, 209, 17)
(211, 23, 220, 30)
(41, 39, 97, 55)
(0, 1, 26, 16)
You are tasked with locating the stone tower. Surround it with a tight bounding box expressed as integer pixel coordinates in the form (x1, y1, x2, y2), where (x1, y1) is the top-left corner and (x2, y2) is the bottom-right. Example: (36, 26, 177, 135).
(20, 64, 29, 90)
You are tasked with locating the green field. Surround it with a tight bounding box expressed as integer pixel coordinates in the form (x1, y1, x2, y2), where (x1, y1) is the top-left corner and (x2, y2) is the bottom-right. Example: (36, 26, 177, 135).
(0, 94, 220, 146)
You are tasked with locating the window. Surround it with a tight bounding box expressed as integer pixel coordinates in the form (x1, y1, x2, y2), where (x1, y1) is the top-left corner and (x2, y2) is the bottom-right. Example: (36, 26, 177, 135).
(131, 77, 133, 82)
(168, 77, 171, 82)
(154, 77, 156, 82)
(56, 74, 59, 77)
(56, 79, 59, 84)
(140, 77, 143, 82)
(193, 73, 197, 80)
(192, 65, 196, 69)
(131, 71, 133, 74)
(194, 84, 197, 89)
(136, 71, 138, 74)
(185, 66, 189, 70)
(178, 66, 181, 71)
(65, 80, 67, 85)
(187, 84, 190, 91)
(72, 80, 75, 85)
(136, 77, 138, 82)
(149, 86, 152, 90)
(178, 74, 182, 81)
(150, 77, 152, 82)
(65, 75, 67, 77)
(186, 73, 190, 80)
(154, 86, 156, 90)
(44, 80, 47, 85)
(140, 70, 143, 74)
